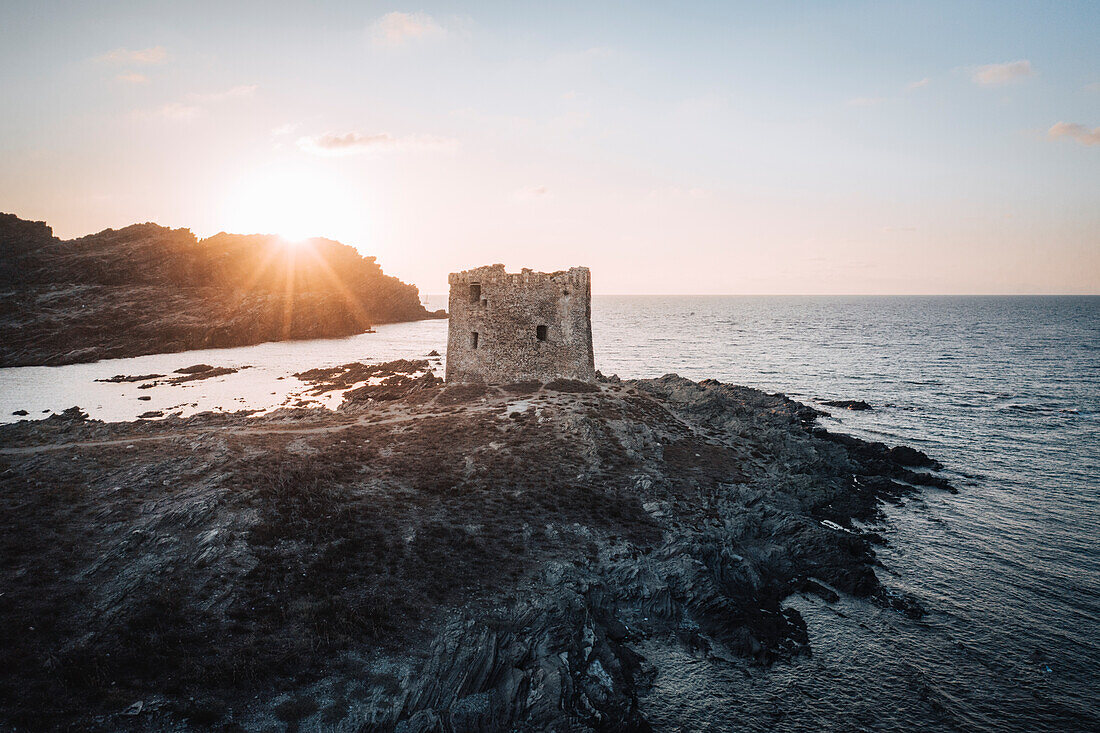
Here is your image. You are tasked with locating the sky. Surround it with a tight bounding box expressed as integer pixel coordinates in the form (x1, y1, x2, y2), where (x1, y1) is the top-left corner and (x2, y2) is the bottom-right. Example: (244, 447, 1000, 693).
(1, 1, 1098, 294)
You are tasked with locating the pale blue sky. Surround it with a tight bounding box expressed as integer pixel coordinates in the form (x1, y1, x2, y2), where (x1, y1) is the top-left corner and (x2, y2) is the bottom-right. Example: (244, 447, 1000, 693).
(1, 1, 1097, 293)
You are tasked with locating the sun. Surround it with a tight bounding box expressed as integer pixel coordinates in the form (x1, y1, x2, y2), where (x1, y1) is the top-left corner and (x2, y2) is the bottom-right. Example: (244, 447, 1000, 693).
(274, 236, 310, 249)
(219, 162, 366, 243)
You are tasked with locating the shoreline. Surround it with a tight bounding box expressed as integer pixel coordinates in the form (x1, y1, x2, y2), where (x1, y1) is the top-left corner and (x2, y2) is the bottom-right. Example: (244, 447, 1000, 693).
(0, 310, 448, 369)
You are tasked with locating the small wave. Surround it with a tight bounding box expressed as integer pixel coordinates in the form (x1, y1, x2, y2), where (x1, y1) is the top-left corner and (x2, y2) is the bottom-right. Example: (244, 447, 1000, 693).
(1002, 403, 1085, 416)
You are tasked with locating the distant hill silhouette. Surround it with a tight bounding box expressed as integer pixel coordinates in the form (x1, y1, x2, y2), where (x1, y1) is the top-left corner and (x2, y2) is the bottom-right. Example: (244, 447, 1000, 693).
(0, 213, 444, 366)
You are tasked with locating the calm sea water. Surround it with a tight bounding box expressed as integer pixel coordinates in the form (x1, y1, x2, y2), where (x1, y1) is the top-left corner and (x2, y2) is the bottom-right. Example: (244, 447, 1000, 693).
(595, 296, 1100, 732)
(1, 295, 1097, 731)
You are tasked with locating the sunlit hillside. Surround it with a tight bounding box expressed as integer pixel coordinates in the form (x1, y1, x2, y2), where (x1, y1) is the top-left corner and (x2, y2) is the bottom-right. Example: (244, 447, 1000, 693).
(0, 213, 443, 366)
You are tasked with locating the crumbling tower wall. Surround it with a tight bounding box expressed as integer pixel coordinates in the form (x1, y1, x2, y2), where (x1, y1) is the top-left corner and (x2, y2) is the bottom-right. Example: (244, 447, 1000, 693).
(445, 265, 595, 384)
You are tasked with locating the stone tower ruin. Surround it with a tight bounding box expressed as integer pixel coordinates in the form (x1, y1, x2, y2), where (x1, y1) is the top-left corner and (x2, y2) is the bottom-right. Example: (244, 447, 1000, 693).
(446, 265, 595, 384)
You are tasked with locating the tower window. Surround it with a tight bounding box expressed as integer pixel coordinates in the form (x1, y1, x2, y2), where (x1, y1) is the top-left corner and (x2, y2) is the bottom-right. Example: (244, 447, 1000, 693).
(536, 325, 548, 341)
(469, 283, 481, 303)
(471, 331, 479, 349)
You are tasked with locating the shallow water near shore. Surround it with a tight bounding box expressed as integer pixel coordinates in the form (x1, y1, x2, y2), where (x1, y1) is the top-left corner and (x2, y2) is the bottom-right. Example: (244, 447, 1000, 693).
(1, 294, 1097, 730)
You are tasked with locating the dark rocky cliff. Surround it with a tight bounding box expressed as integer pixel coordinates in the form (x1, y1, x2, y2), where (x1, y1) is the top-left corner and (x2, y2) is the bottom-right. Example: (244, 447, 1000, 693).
(0, 213, 444, 366)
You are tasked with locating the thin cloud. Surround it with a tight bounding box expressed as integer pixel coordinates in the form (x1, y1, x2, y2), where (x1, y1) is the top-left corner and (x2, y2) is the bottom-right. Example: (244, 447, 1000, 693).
(270, 123, 299, 149)
(1048, 122, 1100, 147)
(271, 123, 299, 137)
(971, 60, 1034, 86)
(1084, 82, 1100, 93)
(186, 84, 258, 102)
(116, 73, 148, 84)
(302, 132, 395, 152)
(95, 46, 167, 65)
(133, 85, 256, 122)
(296, 131, 456, 156)
(908, 77, 931, 90)
(513, 185, 549, 201)
(369, 12, 446, 47)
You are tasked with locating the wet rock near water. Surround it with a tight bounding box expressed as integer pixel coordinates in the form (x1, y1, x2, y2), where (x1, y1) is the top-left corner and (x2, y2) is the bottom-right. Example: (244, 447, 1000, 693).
(0, 371, 955, 730)
(174, 364, 217, 374)
(295, 358, 435, 400)
(164, 366, 238, 384)
(94, 373, 165, 383)
(821, 399, 873, 410)
(118, 364, 242, 389)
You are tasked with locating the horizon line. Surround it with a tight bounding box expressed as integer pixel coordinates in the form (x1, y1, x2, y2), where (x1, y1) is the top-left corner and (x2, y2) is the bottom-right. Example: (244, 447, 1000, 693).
(422, 292, 1100, 298)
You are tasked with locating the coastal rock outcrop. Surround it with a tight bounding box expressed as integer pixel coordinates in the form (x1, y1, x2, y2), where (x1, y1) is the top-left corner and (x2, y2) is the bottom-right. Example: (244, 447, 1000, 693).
(0, 372, 954, 730)
(0, 213, 446, 367)
(821, 399, 872, 410)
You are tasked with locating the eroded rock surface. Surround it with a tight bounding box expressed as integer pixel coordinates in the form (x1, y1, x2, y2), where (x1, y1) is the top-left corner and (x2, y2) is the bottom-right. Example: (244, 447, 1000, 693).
(0, 372, 951, 730)
(821, 399, 872, 411)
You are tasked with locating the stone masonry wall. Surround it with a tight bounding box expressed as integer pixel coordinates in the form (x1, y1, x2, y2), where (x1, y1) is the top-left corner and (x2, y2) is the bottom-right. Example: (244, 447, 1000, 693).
(445, 264, 595, 384)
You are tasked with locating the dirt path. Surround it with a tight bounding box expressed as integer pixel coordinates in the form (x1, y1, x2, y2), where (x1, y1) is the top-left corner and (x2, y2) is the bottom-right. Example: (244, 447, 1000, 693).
(0, 415, 381, 456)
(0, 399, 523, 456)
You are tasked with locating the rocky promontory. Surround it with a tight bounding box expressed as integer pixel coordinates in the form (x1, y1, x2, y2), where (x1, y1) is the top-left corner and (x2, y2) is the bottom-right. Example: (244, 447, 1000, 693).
(0, 214, 445, 367)
(0, 368, 953, 731)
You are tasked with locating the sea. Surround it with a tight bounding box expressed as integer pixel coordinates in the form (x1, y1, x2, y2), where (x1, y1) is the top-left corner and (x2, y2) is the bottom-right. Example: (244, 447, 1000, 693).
(1, 295, 1097, 732)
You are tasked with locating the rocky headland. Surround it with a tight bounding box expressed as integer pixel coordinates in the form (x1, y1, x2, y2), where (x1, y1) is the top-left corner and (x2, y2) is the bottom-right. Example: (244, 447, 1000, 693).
(0, 214, 445, 367)
(0, 365, 953, 731)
